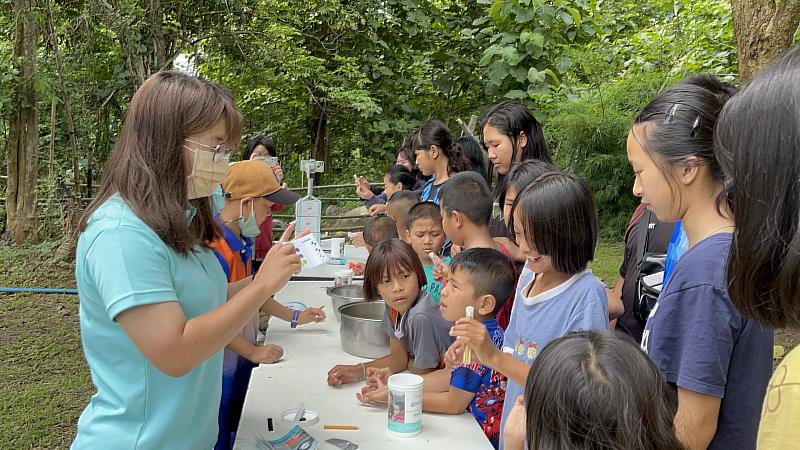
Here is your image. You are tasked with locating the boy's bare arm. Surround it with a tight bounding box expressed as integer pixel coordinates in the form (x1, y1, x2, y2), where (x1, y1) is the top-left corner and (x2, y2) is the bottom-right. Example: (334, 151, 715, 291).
(423, 387, 475, 415)
(421, 367, 452, 392)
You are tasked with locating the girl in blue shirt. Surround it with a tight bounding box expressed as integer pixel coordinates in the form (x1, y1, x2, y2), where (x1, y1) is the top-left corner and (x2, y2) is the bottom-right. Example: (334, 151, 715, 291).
(411, 119, 471, 204)
(448, 171, 609, 449)
(72, 72, 301, 450)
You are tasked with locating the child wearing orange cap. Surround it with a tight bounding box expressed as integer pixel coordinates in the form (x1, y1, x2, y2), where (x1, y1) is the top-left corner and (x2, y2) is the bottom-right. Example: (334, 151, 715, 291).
(209, 160, 326, 450)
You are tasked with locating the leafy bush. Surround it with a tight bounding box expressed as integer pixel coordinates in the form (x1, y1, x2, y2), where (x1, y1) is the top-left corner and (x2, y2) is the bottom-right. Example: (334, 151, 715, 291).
(545, 70, 671, 239)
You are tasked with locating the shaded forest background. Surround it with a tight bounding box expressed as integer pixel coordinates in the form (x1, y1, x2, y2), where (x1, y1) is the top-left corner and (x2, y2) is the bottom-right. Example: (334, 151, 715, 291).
(1, 0, 799, 247)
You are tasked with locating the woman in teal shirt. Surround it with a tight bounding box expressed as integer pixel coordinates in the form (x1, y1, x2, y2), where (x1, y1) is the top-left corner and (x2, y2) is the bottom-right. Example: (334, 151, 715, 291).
(71, 72, 301, 449)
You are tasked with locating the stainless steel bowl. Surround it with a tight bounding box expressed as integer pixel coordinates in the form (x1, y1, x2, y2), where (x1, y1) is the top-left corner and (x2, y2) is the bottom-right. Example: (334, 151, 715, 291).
(327, 284, 368, 321)
(338, 301, 390, 359)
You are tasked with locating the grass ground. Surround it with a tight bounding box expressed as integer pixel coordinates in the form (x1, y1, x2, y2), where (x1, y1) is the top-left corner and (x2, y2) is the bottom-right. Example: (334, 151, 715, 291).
(0, 239, 795, 448)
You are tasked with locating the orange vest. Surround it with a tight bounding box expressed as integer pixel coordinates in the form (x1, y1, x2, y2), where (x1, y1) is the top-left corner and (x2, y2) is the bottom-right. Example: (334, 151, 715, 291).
(209, 233, 252, 283)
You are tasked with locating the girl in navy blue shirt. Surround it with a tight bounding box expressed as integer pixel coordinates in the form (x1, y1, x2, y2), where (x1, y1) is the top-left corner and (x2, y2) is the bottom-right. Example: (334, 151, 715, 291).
(627, 75, 773, 450)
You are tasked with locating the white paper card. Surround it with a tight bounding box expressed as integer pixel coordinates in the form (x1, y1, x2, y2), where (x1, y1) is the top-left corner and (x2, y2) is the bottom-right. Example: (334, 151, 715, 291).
(292, 234, 329, 270)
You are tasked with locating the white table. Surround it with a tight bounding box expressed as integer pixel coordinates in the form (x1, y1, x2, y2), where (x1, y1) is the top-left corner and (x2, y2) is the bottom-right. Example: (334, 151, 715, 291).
(234, 281, 493, 450)
(292, 244, 369, 281)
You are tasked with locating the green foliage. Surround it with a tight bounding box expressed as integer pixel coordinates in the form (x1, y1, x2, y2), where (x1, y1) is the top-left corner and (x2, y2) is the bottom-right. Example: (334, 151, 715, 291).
(468, 0, 602, 107)
(0, 0, 748, 244)
(546, 71, 671, 238)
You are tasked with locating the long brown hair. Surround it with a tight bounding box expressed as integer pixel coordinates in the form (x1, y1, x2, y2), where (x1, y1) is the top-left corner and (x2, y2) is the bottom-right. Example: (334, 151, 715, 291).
(79, 71, 242, 255)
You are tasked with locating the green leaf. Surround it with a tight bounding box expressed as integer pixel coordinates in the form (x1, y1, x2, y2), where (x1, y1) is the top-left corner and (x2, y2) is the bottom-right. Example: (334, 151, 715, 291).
(501, 46, 521, 66)
(487, 60, 509, 86)
(557, 10, 574, 26)
(513, 5, 536, 23)
(565, 7, 582, 27)
(504, 89, 528, 99)
(554, 55, 572, 73)
(527, 67, 546, 84)
(520, 30, 543, 46)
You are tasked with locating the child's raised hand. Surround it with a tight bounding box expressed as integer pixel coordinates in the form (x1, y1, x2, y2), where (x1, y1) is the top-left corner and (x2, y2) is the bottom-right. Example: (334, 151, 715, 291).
(327, 364, 363, 386)
(355, 176, 374, 200)
(430, 253, 449, 282)
(494, 237, 526, 263)
(432, 261, 449, 282)
(503, 396, 527, 450)
(449, 318, 498, 367)
(349, 232, 366, 247)
(248, 344, 284, 364)
(298, 306, 326, 325)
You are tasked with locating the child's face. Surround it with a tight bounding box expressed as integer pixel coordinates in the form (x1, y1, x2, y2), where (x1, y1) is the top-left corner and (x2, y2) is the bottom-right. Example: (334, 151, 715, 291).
(439, 267, 481, 322)
(377, 268, 420, 314)
(414, 147, 436, 176)
(439, 205, 463, 247)
(626, 127, 683, 222)
(243, 197, 274, 225)
(384, 174, 402, 198)
(512, 208, 557, 274)
(484, 125, 526, 176)
(407, 218, 445, 262)
(396, 152, 413, 171)
(502, 186, 517, 227)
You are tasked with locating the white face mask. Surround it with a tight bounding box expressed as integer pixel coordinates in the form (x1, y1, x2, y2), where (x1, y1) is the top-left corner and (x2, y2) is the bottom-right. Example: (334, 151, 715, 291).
(185, 147, 230, 199)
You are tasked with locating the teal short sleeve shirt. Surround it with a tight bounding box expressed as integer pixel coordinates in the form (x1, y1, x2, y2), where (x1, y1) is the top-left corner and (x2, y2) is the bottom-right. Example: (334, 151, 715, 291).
(71, 194, 227, 450)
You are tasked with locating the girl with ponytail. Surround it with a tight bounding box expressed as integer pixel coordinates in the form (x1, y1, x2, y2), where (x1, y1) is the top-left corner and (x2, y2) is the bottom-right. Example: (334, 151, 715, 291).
(412, 119, 472, 204)
(628, 75, 773, 450)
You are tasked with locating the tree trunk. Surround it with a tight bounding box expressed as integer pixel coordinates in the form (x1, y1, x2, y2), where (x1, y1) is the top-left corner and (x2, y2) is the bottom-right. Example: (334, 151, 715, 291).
(730, 0, 800, 83)
(45, 0, 81, 193)
(310, 97, 329, 185)
(5, 0, 39, 245)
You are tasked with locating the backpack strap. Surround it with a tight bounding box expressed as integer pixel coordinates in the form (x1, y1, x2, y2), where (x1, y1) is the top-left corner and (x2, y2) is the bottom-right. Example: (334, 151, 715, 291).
(635, 210, 653, 271)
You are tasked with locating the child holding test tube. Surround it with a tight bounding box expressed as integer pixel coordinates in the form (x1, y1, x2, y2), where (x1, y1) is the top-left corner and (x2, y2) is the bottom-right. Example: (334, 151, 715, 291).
(358, 248, 516, 449)
(447, 172, 609, 449)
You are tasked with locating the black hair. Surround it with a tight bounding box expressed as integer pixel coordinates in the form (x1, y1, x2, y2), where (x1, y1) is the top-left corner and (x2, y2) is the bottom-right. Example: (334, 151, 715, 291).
(363, 216, 399, 248)
(396, 137, 417, 166)
(398, 133, 426, 186)
(439, 171, 493, 227)
(363, 239, 427, 300)
(385, 164, 415, 191)
(500, 159, 559, 213)
(525, 331, 684, 450)
(406, 201, 442, 230)
(453, 136, 488, 181)
(714, 46, 800, 328)
(450, 248, 515, 315)
(510, 172, 597, 275)
(482, 101, 552, 197)
(631, 75, 737, 212)
(242, 135, 276, 160)
(411, 120, 471, 175)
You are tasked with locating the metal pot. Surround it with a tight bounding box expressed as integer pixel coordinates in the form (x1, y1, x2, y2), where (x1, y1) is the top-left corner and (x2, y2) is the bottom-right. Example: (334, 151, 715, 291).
(327, 284, 368, 321)
(338, 301, 390, 359)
